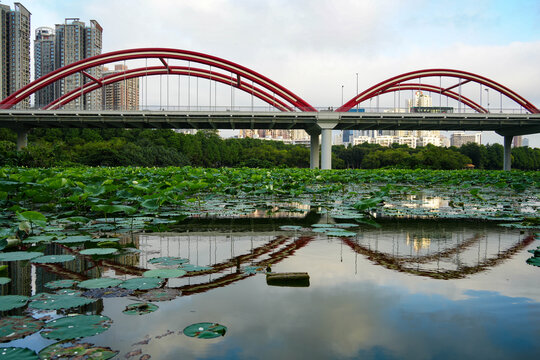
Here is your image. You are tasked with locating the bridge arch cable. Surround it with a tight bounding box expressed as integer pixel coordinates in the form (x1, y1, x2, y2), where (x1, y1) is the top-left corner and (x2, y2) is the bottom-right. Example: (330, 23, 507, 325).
(0, 48, 316, 112)
(337, 69, 539, 114)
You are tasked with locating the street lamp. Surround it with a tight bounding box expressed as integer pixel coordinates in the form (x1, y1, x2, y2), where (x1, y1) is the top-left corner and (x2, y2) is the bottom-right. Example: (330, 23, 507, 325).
(341, 85, 344, 106)
(356, 73, 359, 111)
(484, 88, 490, 113)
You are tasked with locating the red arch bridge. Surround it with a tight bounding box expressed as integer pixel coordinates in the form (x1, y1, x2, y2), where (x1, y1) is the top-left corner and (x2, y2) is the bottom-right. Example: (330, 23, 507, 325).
(1, 48, 539, 170)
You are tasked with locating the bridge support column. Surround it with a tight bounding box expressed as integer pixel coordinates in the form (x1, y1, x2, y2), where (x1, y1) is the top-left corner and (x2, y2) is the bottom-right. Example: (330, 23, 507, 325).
(317, 112, 339, 170)
(16, 128, 28, 150)
(306, 128, 321, 169)
(503, 135, 513, 171)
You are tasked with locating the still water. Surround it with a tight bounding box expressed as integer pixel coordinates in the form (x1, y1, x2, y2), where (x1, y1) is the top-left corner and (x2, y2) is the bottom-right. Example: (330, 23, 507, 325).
(3, 220, 540, 359)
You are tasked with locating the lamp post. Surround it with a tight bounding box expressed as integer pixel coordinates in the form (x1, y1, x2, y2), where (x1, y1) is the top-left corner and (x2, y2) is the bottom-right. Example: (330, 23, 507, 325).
(341, 85, 344, 107)
(356, 73, 359, 111)
(484, 88, 489, 113)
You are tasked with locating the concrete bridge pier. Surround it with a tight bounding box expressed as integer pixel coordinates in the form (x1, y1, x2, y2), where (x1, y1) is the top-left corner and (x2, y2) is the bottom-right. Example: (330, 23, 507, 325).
(16, 128, 28, 150)
(306, 128, 321, 169)
(503, 135, 513, 171)
(318, 112, 339, 170)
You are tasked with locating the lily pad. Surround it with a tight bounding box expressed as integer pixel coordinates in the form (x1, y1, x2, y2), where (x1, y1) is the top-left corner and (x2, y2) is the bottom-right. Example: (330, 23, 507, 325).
(45, 279, 79, 289)
(54, 235, 93, 244)
(31, 255, 76, 264)
(0, 251, 44, 262)
(119, 277, 162, 290)
(41, 315, 112, 340)
(82, 287, 133, 299)
(526, 257, 540, 267)
(79, 248, 118, 256)
(334, 223, 359, 228)
(0, 347, 39, 360)
(21, 235, 56, 244)
(180, 264, 213, 272)
(139, 288, 179, 302)
(326, 231, 357, 237)
(0, 278, 10, 285)
(311, 224, 335, 228)
(38, 341, 118, 360)
(0, 316, 44, 343)
(78, 278, 123, 289)
(28, 293, 95, 310)
(148, 257, 189, 266)
(143, 268, 186, 278)
(183, 322, 227, 339)
(122, 302, 159, 315)
(0, 295, 29, 311)
(279, 225, 302, 231)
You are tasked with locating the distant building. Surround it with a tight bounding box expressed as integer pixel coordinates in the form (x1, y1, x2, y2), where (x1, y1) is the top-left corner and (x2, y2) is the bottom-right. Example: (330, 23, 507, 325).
(238, 129, 309, 144)
(0, 2, 31, 108)
(522, 137, 529, 147)
(450, 132, 481, 147)
(34, 27, 55, 108)
(102, 65, 139, 110)
(54, 18, 102, 109)
(512, 136, 523, 148)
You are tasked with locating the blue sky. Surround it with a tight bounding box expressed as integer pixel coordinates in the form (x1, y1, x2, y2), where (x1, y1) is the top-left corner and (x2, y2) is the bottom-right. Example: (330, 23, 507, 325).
(13, 0, 540, 146)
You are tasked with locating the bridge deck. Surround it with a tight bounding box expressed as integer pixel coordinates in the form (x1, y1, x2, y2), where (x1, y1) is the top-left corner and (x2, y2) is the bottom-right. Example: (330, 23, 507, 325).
(1, 110, 539, 136)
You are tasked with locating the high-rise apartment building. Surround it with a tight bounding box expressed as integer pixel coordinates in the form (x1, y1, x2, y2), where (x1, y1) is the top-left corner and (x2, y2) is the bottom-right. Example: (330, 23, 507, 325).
(34, 27, 55, 108)
(450, 132, 481, 147)
(102, 65, 139, 110)
(0, 2, 31, 108)
(54, 18, 102, 109)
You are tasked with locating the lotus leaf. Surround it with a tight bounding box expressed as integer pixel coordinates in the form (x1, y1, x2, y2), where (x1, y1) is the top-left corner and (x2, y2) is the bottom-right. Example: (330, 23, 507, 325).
(181, 264, 213, 272)
(122, 302, 159, 315)
(54, 235, 94, 244)
(16, 211, 47, 228)
(0, 347, 39, 360)
(526, 257, 540, 267)
(0, 295, 29, 311)
(38, 341, 118, 360)
(0, 251, 43, 262)
(139, 288, 179, 302)
(183, 322, 227, 339)
(0, 316, 44, 343)
(148, 257, 189, 266)
(45, 279, 79, 289)
(0, 278, 10, 285)
(326, 231, 357, 237)
(334, 223, 359, 228)
(82, 287, 133, 299)
(78, 278, 123, 289)
(119, 277, 162, 290)
(143, 268, 186, 278)
(41, 315, 112, 340)
(55, 289, 83, 296)
(89, 237, 120, 243)
(279, 225, 302, 231)
(21, 235, 56, 244)
(31, 255, 76, 264)
(79, 248, 118, 256)
(28, 293, 95, 310)
(311, 224, 335, 228)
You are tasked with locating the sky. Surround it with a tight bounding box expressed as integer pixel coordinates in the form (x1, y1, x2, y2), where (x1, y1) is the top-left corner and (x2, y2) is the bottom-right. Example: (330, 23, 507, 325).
(13, 0, 540, 146)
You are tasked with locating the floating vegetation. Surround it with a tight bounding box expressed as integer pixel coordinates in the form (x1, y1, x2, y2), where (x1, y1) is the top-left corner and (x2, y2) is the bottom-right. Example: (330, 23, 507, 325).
(0, 316, 44, 343)
(79, 248, 118, 256)
(38, 341, 118, 360)
(242, 266, 266, 275)
(54, 235, 94, 244)
(0, 295, 29, 311)
(78, 278, 123, 289)
(30, 255, 75, 264)
(180, 264, 213, 272)
(139, 288, 179, 302)
(279, 225, 302, 231)
(82, 287, 133, 299)
(143, 268, 186, 279)
(326, 231, 357, 237)
(0, 347, 39, 360)
(183, 322, 227, 339)
(28, 293, 96, 310)
(21, 235, 56, 244)
(119, 277, 162, 290)
(0, 251, 43, 262)
(122, 302, 159, 315)
(0, 278, 10, 285)
(148, 257, 189, 266)
(45, 279, 79, 289)
(41, 315, 112, 341)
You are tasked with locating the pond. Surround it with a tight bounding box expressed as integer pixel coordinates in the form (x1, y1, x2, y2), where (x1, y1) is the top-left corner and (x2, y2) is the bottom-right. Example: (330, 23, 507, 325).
(1, 218, 539, 359)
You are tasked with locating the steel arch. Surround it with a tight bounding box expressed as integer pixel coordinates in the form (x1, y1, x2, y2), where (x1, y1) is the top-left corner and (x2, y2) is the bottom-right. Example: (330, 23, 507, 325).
(46, 66, 293, 111)
(337, 69, 539, 113)
(381, 83, 487, 113)
(0, 48, 316, 111)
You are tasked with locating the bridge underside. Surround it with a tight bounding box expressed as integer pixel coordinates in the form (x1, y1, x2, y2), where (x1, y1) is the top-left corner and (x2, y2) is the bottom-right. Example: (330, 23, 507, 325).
(1, 110, 539, 136)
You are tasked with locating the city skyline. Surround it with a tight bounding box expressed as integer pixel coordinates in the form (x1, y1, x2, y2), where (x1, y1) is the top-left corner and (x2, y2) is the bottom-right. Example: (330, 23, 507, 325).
(4, 0, 540, 146)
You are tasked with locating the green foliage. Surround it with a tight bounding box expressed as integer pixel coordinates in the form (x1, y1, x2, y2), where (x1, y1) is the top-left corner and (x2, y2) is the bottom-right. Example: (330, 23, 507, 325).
(40, 315, 112, 340)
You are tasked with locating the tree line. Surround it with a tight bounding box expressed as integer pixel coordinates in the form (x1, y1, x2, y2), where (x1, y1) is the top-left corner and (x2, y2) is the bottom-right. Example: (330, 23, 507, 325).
(0, 128, 538, 170)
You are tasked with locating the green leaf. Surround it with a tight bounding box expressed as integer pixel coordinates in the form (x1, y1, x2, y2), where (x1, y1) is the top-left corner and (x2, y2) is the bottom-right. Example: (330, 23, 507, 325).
(0, 347, 39, 360)
(142, 268, 186, 278)
(0, 277, 11, 285)
(119, 277, 162, 290)
(40, 315, 112, 340)
(79, 248, 118, 256)
(0, 295, 29, 311)
(54, 235, 93, 244)
(78, 278, 123, 289)
(38, 342, 118, 360)
(122, 302, 159, 315)
(183, 322, 227, 339)
(28, 293, 96, 310)
(22, 235, 56, 244)
(31, 255, 76, 264)
(45, 279, 79, 289)
(16, 211, 47, 227)
(148, 257, 189, 266)
(0, 251, 44, 262)
(0, 316, 44, 343)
